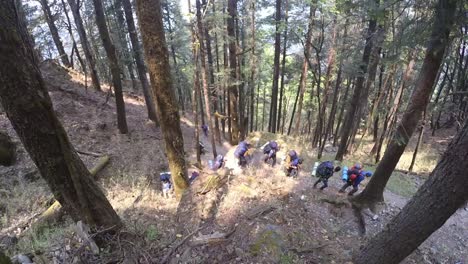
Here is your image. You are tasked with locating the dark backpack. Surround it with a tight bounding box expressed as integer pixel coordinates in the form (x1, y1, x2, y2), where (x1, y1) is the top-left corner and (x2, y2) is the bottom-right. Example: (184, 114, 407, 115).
(263, 144, 272, 154)
(317, 161, 334, 177)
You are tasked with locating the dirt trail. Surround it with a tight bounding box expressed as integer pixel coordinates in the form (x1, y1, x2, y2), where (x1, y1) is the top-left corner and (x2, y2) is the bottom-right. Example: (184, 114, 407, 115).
(0, 61, 466, 263)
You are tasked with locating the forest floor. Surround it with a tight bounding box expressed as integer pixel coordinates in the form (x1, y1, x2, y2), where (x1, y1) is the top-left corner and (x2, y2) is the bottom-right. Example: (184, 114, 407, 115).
(0, 61, 466, 263)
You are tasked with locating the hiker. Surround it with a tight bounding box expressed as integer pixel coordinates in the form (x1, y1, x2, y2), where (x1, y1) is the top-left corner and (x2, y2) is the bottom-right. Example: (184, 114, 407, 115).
(210, 154, 226, 170)
(201, 124, 208, 137)
(339, 163, 372, 195)
(313, 161, 341, 190)
(263, 141, 279, 166)
(160, 172, 172, 198)
(234, 141, 251, 167)
(284, 150, 302, 177)
(198, 141, 206, 155)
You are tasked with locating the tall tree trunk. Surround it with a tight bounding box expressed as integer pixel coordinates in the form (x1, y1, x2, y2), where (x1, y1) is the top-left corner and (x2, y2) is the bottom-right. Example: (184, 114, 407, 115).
(354, 119, 468, 264)
(122, 0, 158, 122)
(114, 0, 138, 91)
(213, 1, 224, 141)
(61, 0, 86, 72)
(249, 0, 256, 133)
(317, 17, 338, 159)
(333, 79, 352, 146)
(374, 53, 415, 161)
(135, 0, 189, 197)
(227, 0, 240, 144)
(92, 0, 128, 134)
(293, 2, 316, 135)
(0, 1, 121, 228)
(200, 0, 221, 143)
(262, 80, 266, 131)
(190, 14, 202, 166)
(39, 0, 71, 67)
(255, 82, 260, 131)
(408, 110, 426, 172)
(222, 6, 229, 138)
(268, 0, 281, 133)
(277, 0, 289, 132)
(353, 0, 456, 207)
(67, 0, 102, 91)
(287, 75, 303, 136)
(430, 61, 450, 132)
(335, 13, 378, 160)
(196, 0, 217, 158)
(163, 1, 185, 113)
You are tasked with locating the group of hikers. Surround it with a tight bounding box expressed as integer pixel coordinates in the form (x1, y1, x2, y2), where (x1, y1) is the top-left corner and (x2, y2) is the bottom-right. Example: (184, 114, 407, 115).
(162, 125, 372, 197)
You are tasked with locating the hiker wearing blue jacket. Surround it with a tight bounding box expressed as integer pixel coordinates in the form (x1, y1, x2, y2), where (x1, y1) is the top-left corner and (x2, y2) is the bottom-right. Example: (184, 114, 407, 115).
(339, 163, 372, 195)
(313, 161, 341, 190)
(234, 141, 251, 166)
(201, 124, 208, 137)
(263, 141, 279, 166)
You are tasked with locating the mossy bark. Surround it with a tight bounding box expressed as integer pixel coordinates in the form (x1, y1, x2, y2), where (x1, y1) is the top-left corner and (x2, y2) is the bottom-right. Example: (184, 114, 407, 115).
(135, 0, 189, 197)
(0, 0, 121, 229)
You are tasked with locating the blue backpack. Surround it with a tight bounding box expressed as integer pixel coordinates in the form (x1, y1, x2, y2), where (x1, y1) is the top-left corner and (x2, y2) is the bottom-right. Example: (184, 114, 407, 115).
(160, 172, 171, 182)
(316, 161, 334, 177)
(235, 141, 249, 157)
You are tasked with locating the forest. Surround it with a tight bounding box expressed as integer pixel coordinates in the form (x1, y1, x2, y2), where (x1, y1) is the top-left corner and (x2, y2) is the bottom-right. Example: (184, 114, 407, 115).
(0, 0, 467, 263)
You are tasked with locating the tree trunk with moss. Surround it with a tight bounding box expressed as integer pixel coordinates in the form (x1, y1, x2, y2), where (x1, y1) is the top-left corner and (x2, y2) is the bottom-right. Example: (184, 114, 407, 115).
(92, 0, 128, 134)
(353, 0, 457, 207)
(0, 0, 121, 229)
(67, 0, 101, 91)
(135, 0, 189, 197)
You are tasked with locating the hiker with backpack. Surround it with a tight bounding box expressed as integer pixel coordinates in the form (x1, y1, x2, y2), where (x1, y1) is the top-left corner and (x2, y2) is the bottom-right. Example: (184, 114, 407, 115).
(210, 154, 226, 170)
(313, 161, 341, 190)
(201, 124, 208, 137)
(262, 141, 279, 166)
(160, 172, 172, 198)
(284, 150, 302, 177)
(339, 163, 372, 195)
(234, 141, 251, 167)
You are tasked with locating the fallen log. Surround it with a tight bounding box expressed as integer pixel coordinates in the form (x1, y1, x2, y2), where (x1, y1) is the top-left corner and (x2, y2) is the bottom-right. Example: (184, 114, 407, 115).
(38, 155, 110, 220)
(1, 156, 110, 236)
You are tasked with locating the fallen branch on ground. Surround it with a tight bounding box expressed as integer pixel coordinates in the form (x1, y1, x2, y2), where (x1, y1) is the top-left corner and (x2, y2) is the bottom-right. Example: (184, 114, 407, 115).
(245, 204, 278, 220)
(160, 227, 202, 264)
(189, 226, 236, 247)
(1, 156, 110, 237)
(289, 243, 331, 255)
(77, 149, 104, 157)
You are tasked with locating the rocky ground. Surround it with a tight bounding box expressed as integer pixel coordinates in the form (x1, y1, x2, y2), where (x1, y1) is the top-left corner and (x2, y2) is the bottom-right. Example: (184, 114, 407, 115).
(0, 61, 466, 263)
